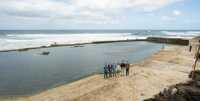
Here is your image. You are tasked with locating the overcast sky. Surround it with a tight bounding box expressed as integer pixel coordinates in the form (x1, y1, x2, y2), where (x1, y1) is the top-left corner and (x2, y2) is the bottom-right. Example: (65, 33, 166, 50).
(0, 0, 199, 30)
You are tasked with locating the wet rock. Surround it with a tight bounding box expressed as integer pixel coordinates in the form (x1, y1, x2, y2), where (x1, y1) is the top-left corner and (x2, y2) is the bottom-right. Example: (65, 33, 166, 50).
(41, 51, 50, 55)
(73, 45, 84, 47)
(17, 48, 29, 51)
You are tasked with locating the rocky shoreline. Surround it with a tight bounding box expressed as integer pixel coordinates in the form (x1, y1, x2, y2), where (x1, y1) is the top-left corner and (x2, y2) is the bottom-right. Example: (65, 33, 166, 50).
(144, 71, 200, 101)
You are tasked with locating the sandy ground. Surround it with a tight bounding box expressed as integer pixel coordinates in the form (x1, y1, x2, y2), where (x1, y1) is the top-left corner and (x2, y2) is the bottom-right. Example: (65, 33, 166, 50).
(1, 45, 195, 101)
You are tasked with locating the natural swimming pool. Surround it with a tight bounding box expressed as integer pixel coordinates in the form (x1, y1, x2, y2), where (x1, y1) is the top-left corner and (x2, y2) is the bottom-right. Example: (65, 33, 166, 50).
(0, 41, 162, 96)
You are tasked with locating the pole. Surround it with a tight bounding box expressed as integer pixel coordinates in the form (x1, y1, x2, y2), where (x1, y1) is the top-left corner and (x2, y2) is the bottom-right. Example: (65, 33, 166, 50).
(192, 45, 200, 79)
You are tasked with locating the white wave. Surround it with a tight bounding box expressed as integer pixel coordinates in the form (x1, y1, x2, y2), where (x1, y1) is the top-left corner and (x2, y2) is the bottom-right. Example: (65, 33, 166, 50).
(0, 33, 147, 51)
(2, 31, 199, 51)
(161, 31, 200, 36)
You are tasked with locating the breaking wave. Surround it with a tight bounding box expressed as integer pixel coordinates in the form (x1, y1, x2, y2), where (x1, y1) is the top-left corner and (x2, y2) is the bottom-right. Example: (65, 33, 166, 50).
(0, 33, 146, 51)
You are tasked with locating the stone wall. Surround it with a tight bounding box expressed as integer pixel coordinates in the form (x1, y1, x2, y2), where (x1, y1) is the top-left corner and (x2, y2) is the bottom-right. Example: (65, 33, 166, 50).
(147, 37, 189, 46)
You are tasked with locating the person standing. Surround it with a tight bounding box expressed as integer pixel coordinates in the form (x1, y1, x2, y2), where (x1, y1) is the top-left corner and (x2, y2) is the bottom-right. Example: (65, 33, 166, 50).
(116, 63, 121, 77)
(113, 63, 117, 77)
(120, 62, 126, 76)
(126, 63, 130, 76)
(108, 64, 112, 77)
(104, 64, 108, 78)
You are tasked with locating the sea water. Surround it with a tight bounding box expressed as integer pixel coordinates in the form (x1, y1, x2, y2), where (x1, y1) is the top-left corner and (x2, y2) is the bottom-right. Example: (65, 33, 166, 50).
(0, 30, 199, 51)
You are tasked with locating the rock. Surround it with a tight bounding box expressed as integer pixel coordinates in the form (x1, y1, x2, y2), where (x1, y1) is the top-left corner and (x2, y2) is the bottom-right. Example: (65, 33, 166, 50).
(144, 79, 200, 101)
(40, 46, 47, 48)
(162, 88, 169, 97)
(41, 51, 50, 55)
(73, 45, 84, 47)
(171, 88, 178, 95)
(17, 48, 29, 51)
(196, 81, 200, 87)
(141, 93, 145, 96)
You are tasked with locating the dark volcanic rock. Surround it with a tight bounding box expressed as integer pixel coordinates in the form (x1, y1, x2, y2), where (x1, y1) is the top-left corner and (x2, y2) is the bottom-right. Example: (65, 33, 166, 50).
(41, 51, 50, 55)
(144, 70, 200, 101)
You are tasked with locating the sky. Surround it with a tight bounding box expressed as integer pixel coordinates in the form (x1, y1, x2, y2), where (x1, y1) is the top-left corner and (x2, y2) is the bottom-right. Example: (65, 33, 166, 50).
(0, 0, 199, 30)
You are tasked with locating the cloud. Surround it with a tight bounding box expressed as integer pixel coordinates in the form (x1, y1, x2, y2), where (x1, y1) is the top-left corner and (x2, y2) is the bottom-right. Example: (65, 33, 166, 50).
(162, 9, 183, 21)
(71, 0, 183, 12)
(0, 0, 183, 24)
(0, 0, 74, 18)
(161, 16, 175, 21)
(173, 10, 181, 16)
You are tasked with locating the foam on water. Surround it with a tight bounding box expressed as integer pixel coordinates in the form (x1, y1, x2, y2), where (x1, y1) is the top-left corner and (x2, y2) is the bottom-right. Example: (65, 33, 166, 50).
(0, 30, 200, 51)
(0, 33, 146, 51)
(161, 31, 200, 38)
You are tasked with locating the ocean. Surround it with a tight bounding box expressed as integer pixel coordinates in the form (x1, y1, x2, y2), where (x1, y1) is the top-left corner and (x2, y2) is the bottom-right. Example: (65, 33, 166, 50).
(0, 30, 199, 51)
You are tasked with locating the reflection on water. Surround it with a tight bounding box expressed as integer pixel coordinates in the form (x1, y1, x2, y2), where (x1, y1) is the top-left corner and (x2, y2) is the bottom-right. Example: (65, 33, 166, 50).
(0, 41, 162, 96)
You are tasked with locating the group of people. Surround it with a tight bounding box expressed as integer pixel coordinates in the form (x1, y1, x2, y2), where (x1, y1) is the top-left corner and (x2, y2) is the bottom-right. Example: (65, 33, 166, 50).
(103, 61, 130, 78)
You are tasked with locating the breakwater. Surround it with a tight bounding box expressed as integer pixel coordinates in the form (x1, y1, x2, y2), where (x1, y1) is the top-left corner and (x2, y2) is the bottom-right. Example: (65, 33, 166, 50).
(147, 37, 189, 45)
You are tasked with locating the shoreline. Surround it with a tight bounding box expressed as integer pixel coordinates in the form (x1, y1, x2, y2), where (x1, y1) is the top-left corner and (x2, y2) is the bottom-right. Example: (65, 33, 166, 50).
(0, 44, 194, 101)
(0, 37, 189, 52)
(29, 45, 193, 101)
(0, 72, 100, 100)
